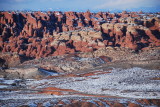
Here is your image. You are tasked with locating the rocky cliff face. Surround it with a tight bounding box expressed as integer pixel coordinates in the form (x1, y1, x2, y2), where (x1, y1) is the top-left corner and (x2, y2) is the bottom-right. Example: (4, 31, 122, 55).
(0, 11, 160, 59)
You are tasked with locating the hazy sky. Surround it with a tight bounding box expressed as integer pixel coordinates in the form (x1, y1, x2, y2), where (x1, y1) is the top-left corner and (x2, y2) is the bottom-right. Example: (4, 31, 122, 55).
(0, 0, 160, 12)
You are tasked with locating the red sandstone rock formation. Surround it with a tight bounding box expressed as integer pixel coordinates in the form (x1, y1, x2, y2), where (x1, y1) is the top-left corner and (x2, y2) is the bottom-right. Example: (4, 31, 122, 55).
(0, 11, 159, 58)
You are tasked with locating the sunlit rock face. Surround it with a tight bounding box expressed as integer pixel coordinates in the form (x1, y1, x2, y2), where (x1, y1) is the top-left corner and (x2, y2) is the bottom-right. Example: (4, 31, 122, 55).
(0, 11, 160, 58)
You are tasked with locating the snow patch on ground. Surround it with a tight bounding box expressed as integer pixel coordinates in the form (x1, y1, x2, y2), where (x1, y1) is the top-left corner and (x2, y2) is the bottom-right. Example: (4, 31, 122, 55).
(38, 68, 59, 76)
(55, 67, 160, 99)
(0, 67, 160, 100)
(0, 85, 8, 88)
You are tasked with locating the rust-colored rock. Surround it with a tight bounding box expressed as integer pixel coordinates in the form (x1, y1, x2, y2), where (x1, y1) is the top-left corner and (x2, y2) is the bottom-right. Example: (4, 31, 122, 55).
(112, 102, 124, 107)
(128, 103, 141, 107)
(0, 11, 159, 59)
